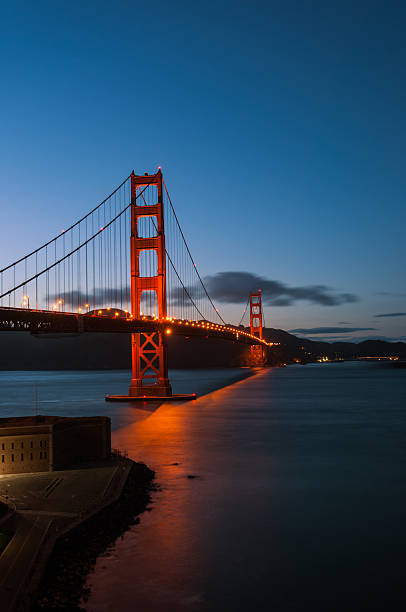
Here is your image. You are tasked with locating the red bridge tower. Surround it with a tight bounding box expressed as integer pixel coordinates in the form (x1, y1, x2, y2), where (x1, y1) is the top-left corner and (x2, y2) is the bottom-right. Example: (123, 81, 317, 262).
(250, 290, 266, 365)
(129, 170, 172, 397)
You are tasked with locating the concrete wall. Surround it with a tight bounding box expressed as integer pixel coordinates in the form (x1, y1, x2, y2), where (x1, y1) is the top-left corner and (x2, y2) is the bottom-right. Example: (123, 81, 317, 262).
(0, 429, 51, 475)
(52, 417, 111, 469)
(0, 417, 110, 474)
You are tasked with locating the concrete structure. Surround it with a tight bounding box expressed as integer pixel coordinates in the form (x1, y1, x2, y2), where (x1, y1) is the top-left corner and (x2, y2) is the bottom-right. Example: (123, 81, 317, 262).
(0, 416, 111, 475)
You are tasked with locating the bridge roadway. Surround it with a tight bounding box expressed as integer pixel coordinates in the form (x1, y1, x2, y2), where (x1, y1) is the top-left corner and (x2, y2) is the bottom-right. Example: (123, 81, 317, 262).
(0, 307, 273, 348)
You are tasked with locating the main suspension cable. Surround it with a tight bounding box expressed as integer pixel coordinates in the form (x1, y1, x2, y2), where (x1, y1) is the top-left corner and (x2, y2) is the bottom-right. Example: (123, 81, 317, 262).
(140, 203, 206, 321)
(0, 173, 131, 274)
(0, 184, 148, 300)
(162, 178, 227, 325)
(238, 296, 250, 327)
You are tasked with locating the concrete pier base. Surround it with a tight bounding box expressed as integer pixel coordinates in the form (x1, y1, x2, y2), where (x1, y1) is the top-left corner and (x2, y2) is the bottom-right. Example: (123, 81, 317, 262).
(105, 394, 196, 402)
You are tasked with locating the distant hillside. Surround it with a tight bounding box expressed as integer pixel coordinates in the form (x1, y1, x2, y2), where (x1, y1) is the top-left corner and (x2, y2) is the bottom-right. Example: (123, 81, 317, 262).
(0, 328, 404, 370)
(0, 332, 247, 370)
(261, 328, 406, 363)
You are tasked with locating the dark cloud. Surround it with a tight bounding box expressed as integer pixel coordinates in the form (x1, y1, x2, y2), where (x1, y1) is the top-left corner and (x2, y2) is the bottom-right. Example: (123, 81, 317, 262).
(50, 272, 358, 314)
(50, 286, 174, 312)
(376, 292, 406, 297)
(203, 271, 358, 307)
(337, 321, 350, 324)
(289, 327, 376, 335)
(48, 287, 131, 307)
(375, 312, 406, 318)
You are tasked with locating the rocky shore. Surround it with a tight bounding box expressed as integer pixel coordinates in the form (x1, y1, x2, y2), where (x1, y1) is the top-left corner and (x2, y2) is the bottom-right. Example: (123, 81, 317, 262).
(0, 501, 8, 519)
(30, 461, 155, 611)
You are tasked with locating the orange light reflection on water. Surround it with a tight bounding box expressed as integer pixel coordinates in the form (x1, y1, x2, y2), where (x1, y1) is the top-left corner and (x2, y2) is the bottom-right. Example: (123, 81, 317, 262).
(87, 370, 271, 612)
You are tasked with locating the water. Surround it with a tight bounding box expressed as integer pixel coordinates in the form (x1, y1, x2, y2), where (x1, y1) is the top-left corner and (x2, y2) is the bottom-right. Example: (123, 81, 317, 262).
(0, 368, 251, 430)
(1, 363, 405, 611)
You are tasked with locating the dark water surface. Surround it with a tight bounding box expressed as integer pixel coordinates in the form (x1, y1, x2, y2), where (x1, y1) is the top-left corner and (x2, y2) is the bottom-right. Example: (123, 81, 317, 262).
(1, 363, 405, 611)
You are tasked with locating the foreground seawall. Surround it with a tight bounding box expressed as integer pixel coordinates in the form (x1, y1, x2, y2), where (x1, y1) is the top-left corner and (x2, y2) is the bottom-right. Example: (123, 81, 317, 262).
(0, 457, 154, 611)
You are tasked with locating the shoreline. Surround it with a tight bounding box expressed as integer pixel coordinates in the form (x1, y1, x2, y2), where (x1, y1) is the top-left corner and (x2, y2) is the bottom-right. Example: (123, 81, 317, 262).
(31, 370, 261, 609)
(0, 368, 263, 611)
(31, 460, 155, 611)
(0, 459, 154, 612)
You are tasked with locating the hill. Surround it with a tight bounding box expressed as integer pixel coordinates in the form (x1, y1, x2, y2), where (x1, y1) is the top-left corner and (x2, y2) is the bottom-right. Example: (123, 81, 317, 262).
(0, 328, 404, 370)
(262, 328, 406, 364)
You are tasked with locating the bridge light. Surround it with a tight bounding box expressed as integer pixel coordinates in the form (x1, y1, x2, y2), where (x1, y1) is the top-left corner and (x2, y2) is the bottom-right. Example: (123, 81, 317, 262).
(85, 304, 89, 308)
(58, 299, 63, 304)
(98, 310, 102, 314)
(165, 328, 172, 334)
(115, 312, 119, 317)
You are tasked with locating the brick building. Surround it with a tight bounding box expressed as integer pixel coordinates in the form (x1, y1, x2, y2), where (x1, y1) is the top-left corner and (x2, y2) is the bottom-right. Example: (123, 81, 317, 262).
(0, 416, 111, 475)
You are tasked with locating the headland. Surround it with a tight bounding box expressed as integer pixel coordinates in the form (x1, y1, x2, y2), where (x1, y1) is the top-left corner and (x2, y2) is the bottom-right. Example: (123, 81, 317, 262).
(0, 416, 154, 611)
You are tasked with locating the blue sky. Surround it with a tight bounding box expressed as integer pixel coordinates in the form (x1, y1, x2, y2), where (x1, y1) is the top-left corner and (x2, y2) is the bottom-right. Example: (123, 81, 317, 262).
(0, 0, 405, 341)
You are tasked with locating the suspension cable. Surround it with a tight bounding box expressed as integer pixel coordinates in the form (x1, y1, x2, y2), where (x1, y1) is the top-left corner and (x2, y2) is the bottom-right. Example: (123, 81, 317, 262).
(238, 296, 250, 327)
(162, 178, 227, 325)
(0, 184, 148, 300)
(0, 173, 131, 274)
(137, 196, 207, 321)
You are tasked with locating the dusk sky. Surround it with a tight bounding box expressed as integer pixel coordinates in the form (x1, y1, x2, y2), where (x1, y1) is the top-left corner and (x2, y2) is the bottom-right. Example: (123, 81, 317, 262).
(1, 1, 405, 342)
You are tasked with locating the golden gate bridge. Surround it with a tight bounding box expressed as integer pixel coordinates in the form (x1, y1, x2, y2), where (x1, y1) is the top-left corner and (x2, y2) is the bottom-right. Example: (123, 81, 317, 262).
(0, 170, 275, 399)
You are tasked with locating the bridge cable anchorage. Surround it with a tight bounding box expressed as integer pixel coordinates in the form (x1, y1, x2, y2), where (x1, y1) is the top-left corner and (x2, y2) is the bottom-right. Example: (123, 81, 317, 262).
(162, 179, 227, 325)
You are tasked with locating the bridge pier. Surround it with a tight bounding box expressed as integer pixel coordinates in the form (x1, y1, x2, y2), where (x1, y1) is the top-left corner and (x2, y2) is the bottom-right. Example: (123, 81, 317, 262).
(129, 331, 172, 397)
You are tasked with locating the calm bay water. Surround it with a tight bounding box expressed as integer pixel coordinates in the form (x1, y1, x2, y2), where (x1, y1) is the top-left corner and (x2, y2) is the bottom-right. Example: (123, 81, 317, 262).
(1, 362, 405, 611)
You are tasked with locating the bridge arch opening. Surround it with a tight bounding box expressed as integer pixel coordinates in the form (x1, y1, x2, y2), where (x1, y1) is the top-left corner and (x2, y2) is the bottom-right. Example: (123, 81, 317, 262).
(137, 216, 158, 238)
(138, 249, 158, 279)
(139, 289, 158, 317)
(135, 184, 158, 206)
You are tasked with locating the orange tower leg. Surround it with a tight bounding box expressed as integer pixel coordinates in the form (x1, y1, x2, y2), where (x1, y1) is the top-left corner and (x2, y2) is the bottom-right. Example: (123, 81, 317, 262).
(129, 170, 172, 397)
